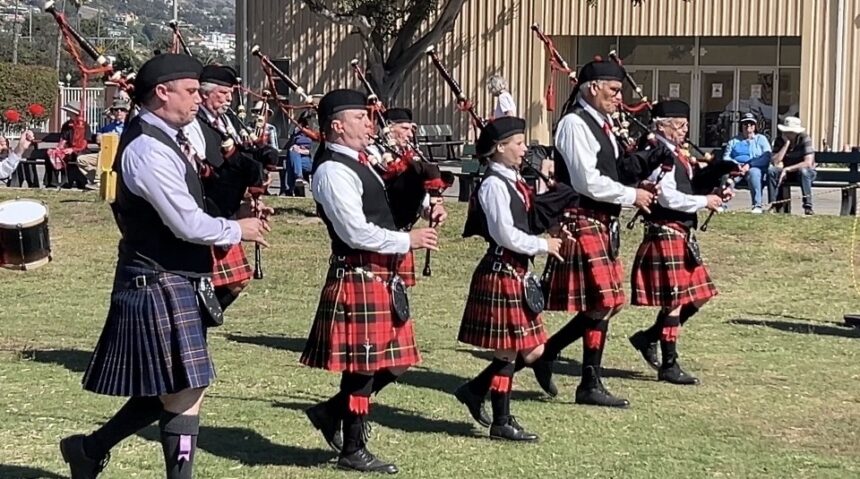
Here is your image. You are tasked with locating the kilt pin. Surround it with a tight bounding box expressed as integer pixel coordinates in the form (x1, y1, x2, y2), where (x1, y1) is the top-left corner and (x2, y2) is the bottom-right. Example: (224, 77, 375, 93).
(543, 209, 626, 312)
(631, 221, 717, 309)
(301, 252, 421, 373)
(459, 248, 547, 351)
(211, 243, 253, 287)
(83, 265, 214, 397)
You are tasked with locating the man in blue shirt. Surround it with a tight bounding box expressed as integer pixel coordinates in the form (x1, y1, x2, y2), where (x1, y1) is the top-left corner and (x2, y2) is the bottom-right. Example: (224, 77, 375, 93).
(723, 112, 772, 213)
(97, 98, 130, 142)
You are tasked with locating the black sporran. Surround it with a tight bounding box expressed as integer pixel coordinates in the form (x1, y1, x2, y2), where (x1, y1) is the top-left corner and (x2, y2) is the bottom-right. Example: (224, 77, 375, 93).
(196, 277, 225, 327)
(390, 275, 411, 325)
(608, 218, 621, 260)
(523, 272, 545, 314)
(685, 234, 703, 267)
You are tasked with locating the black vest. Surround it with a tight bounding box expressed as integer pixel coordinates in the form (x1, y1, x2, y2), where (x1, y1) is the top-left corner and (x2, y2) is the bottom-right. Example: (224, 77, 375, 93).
(645, 153, 698, 229)
(315, 148, 397, 255)
(554, 107, 622, 217)
(111, 116, 212, 276)
(463, 168, 533, 262)
(195, 111, 264, 218)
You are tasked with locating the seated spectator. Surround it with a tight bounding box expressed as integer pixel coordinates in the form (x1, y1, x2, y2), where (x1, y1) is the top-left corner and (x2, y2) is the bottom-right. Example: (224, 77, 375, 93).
(96, 98, 130, 142)
(283, 116, 314, 196)
(723, 112, 771, 213)
(58, 103, 97, 190)
(768, 116, 816, 215)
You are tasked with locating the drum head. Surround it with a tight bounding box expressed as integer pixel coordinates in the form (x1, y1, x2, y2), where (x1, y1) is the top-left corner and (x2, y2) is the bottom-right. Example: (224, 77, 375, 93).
(0, 200, 48, 228)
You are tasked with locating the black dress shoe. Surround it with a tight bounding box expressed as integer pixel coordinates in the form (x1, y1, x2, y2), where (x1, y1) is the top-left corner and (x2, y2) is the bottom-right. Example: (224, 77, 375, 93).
(575, 366, 630, 408)
(454, 383, 491, 427)
(629, 330, 660, 370)
(530, 358, 558, 397)
(60, 434, 109, 479)
(489, 416, 539, 442)
(337, 447, 398, 474)
(658, 362, 700, 385)
(844, 314, 860, 328)
(306, 402, 343, 453)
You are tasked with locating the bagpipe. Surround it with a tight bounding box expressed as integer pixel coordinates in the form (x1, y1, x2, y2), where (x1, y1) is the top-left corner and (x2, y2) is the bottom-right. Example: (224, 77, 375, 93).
(249, 45, 321, 144)
(424, 45, 575, 234)
(45, 2, 134, 93)
(349, 58, 454, 277)
(531, 24, 577, 112)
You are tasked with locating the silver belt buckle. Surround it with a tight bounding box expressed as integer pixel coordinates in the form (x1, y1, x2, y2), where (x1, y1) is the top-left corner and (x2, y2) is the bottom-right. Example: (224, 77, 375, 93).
(493, 245, 505, 256)
(335, 267, 345, 279)
(492, 262, 502, 272)
(133, 275, 149, 288)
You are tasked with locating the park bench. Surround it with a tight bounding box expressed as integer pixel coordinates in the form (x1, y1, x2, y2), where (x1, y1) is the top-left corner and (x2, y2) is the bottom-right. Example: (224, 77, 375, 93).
(416, 124, 463, 162)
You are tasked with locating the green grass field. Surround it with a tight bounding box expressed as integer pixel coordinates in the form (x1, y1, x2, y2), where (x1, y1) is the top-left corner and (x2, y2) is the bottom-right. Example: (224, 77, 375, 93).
(0, 189, 858, 479)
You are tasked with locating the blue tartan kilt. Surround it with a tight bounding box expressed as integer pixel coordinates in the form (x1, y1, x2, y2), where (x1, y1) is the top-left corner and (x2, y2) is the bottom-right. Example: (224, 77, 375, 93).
(82, 264, 214, 397)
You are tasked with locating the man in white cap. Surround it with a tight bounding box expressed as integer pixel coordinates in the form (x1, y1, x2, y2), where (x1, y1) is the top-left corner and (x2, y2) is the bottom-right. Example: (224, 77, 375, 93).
(768, 116, 816, 215)
(767, 116, 816, 215)
(58, 103, 97, 189)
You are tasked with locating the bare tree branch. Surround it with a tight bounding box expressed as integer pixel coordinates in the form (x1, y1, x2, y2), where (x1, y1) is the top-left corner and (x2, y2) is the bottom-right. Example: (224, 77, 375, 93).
(387, 0, 435, 66)
(387, 0, 465, 77)
(300, 0, 370, 30)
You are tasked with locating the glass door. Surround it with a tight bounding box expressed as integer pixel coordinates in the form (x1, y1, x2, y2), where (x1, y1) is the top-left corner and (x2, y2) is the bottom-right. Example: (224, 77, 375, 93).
(738, 69, 776, 140)
(699, 70, 735, 148)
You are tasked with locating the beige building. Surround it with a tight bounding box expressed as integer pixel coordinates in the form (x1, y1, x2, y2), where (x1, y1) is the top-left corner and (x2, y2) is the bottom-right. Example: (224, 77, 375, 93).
(237, 0, 859, 149)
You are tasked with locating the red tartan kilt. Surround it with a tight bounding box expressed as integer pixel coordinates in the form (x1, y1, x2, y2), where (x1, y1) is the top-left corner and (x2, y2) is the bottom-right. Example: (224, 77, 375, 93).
(398, 251, 416, 287)
(300, 252, 421, 373)
(211, 244, 253, 287)
(631, 223, 717, 308)
(459, 253, 546, 351)
(543, 212, 626, 312)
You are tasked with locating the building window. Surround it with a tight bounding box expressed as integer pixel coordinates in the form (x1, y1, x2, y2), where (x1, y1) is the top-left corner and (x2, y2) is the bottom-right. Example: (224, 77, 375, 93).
(778, 68, 801, 121)
(699, 37, 778, 66)
(617, 36, 695, 66)
(779, 37, 801, 66)
(577, 36, 617, 64)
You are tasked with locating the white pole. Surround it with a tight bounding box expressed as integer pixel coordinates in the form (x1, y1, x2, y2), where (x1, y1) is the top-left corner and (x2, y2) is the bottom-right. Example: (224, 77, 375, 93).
(832, 0, 846, 148)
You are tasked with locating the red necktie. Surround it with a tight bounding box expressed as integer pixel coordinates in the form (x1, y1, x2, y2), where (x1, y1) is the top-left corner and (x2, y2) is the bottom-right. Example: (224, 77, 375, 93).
(515, 179, 533, 211)
(602, 121, 613, 138)
(676, 148, 693, 177)
(358, 152, 370, 166)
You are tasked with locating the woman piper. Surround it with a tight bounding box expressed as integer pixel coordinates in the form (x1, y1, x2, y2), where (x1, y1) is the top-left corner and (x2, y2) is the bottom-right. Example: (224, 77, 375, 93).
(453, 116, 562, 441)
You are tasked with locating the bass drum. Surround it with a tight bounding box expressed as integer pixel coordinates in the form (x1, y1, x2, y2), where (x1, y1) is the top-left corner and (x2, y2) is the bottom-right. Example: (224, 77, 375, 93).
(0, 199, 52, 270)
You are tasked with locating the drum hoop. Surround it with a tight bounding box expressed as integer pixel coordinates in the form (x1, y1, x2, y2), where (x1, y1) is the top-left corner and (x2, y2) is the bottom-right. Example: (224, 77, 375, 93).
(1, 255, 51, 271)
(0, 199, 49, 230)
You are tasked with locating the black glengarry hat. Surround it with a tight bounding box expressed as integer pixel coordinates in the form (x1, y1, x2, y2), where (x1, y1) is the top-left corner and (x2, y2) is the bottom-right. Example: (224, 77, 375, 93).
(476, 117, 526, 158)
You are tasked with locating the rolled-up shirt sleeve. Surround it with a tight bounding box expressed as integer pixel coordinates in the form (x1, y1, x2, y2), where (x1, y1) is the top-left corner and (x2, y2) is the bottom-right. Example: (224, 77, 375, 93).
(122, 143, 241, 246)
(0, 151, 22, 180)
(555, 114, 637, 206)
(478, 177, 548, 256)
(656, 166, 708, 213)
(313, 161, 410, 254)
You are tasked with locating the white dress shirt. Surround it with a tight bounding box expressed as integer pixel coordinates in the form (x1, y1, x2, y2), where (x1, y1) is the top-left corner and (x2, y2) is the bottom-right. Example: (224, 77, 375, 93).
(478, 162, 548, 256)
(649, 135, 708, 213)
(184, 117, 208, 160)
(0, 151, 22, 180)
(312, 142, 411, 254)
(554, 97, 636, 206)
(122, 108, 241, 247)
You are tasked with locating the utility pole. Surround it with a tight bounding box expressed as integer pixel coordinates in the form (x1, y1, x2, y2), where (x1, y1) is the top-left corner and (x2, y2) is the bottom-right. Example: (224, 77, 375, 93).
(55, 0, 66, 77)
(173, 0, 179, 23)
(12, 0, 20, 64)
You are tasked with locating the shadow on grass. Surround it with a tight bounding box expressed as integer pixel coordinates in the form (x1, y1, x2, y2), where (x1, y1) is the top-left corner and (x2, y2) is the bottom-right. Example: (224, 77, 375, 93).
(23, 348, 91, 373)
(225, 334, 306, 353)
(274, 400, 477, 438)
(457, 349, 651, 381)
(273, 206, 317, 218)
(729, 318, 860, 339)
(137, 425, 333, 467)
(396, 367, 468, 394)
(0, 464, 64, 478)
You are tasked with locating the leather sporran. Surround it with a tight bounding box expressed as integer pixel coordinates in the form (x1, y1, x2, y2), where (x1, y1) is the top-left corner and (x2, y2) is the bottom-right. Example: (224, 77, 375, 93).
(608, 218, 621, 261)
(523, 272, 545, 314)
(196, 277, 225, 327)
(390, 275, 411, 325)
(685, 234, 703, 267)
